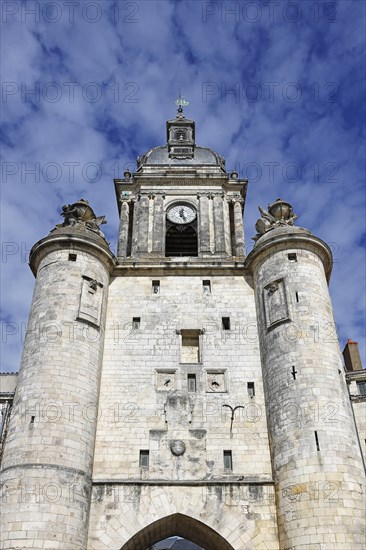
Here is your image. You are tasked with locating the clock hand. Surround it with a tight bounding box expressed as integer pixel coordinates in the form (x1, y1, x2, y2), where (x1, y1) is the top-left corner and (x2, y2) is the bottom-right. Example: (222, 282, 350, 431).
(179, 208, 187, 221)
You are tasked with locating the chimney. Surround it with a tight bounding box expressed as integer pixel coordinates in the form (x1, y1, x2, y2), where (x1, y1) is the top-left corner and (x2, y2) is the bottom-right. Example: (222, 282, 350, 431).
(342, 340, 363, 372)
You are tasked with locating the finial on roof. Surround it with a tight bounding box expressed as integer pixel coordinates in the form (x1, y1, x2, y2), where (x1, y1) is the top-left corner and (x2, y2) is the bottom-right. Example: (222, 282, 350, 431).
(175, 94, 189, 118)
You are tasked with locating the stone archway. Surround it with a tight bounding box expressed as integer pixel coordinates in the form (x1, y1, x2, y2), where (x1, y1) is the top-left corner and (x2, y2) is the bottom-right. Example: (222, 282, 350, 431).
(120, 513, 235, 550)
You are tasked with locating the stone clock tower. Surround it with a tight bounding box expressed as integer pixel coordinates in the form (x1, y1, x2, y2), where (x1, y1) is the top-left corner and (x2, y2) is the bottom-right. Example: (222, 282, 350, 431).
(0, 103, 365, 550)
(116, 102, 246, 262)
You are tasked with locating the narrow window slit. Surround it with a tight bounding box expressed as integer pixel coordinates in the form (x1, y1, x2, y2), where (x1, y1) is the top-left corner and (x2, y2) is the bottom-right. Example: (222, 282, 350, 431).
(247, 382, 255, 398)
(203, 280, 211, 294)
(222, 317, 230, 330)
(224, 450, 232, 470)
(139, 450, 149, 468)
(295, 291, 299, 302)
(188, 374, 196, 392)
(291, 366, 297, 380)
(315, 431, 320, 451)
(152, 280, 160, 294)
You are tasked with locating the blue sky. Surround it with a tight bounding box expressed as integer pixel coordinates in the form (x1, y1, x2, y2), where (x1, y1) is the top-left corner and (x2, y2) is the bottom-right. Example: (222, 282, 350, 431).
(1, 0, 365, 372)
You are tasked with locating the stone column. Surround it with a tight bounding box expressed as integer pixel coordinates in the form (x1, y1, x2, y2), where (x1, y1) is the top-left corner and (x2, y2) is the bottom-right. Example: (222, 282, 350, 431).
(198, 194, 210, 255)
(117, 200, 130, 258)
(213, 195, 226, 255)
(233, 199, 245, 257)
(152, 194, 165, 255)
(131, 197, 140, 257)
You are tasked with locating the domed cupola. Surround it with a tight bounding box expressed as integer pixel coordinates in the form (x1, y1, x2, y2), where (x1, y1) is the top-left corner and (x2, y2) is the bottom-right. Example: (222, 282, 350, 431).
(136, 96, 226, 170)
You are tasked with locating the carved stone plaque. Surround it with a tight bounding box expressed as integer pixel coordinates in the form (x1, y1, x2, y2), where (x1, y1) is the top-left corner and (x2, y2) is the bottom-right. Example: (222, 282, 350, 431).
(263, 278, 290, 329)
(156, 370, 176, 391)
(77, 276, 103, 327)
(206, 370, 226, 393)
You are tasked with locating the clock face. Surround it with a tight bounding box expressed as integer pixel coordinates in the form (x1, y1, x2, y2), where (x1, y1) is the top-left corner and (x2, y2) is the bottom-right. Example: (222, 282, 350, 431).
(167, 204, 196, 224)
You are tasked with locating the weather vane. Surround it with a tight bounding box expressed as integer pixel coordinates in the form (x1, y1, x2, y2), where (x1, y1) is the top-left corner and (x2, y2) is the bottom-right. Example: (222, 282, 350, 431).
(175, 94, 189, 116)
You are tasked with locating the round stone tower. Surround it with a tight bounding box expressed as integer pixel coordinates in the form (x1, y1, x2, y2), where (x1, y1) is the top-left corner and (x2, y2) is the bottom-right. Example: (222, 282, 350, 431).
(246, 199, 366, 549)
(0, 200, 115, 549)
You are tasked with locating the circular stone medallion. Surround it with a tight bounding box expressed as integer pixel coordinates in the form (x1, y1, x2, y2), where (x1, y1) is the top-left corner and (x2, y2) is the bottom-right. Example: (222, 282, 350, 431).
(170, 440, 186, 456)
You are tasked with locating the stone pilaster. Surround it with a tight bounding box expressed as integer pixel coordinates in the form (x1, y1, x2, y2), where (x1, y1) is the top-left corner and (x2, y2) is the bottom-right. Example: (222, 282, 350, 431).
(137, 194, 149, 255)
(223, 197, 232, 255)
(198, 194, 210, 255)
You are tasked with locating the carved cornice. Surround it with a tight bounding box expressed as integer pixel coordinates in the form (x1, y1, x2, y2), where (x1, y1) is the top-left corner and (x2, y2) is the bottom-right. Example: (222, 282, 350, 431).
(138, 191, 166, 199)
(197, 192, 226, 200)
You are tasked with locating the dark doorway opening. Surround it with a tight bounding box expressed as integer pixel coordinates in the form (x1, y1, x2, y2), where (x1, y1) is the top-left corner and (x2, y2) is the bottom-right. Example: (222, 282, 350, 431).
(148, 536, 203, 549)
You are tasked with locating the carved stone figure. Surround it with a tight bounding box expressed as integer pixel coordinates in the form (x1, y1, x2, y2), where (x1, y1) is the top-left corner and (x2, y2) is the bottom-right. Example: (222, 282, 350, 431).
(253, 198, 298, 241)
(52, 199, 106, 237)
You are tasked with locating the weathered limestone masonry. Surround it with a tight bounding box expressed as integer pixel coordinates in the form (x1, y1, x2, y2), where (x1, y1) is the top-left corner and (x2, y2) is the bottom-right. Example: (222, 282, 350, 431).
(0, 205, 115, 550)
(1, 105, 365, 550)
(246, 220, 366, 549)
(87, 107, 280, 550)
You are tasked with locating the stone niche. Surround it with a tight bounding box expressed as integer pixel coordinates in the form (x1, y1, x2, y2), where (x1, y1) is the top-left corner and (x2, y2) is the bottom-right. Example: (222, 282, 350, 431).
(263, 278, 290, 330)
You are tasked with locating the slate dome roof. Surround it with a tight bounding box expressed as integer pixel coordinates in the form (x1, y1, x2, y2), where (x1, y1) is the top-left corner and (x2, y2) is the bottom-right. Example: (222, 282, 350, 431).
(137, 145, 225, 168)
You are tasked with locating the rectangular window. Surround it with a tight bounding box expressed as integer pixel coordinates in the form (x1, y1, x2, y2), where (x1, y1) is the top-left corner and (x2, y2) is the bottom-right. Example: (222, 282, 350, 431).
(68, 253, 77, 261)
(222, 317, 231, 330)
(288, 253, 297, 261)
(223, 450, 232, 470)
(203, 280, 211, 294)
(133, 317, 141, 329)
(152, 280, 160, 294)
(188, 374, 196, 392)
(139, 450, 149, 468)
(357, 382, 366, 396)
(181, 330, 200, 363)
(247, 382, 255, 398)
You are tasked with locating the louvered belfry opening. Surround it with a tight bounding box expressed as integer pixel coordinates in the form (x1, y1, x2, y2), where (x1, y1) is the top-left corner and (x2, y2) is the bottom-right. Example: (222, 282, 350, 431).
(165, 224, 198, 257)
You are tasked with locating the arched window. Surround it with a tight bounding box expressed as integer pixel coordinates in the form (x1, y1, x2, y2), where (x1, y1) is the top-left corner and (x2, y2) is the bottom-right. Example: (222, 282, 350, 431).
(175, 129, 187, 141)
(165, 225, 198, 257)
(165, 204, 198, 257)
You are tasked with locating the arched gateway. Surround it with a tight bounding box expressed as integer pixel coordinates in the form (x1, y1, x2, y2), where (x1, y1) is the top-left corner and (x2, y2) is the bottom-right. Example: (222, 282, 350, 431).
(121, 513, 234, 550)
